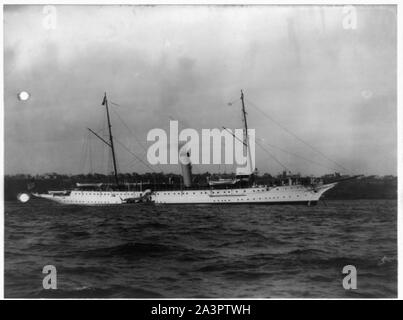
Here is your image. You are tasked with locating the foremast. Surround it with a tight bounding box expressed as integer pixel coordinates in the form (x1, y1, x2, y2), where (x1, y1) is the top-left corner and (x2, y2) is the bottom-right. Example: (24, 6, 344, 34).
(88, 93, 119, 186)
(103, 93, 119, 186)
(240, 90, 254, 175)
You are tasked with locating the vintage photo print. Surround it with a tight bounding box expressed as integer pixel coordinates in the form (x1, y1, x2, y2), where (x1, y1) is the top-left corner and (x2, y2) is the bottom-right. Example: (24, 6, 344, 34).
(2, 3, 398, 300)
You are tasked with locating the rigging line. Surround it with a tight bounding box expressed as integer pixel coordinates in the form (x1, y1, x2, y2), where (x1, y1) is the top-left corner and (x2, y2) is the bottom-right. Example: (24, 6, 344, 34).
(222, 126, 247, 147)
(79, 131, 87, 173)
(87, 128, 111, 147)
(255, 140, 290, 172)
(111, 107, 147, 153)
(95, 128, 106, 136)
(88, 130, 95, 173)
(84, 132, 91, 174)
(114, 138, 156, 173)
(83, 131, 93, 174)
(256, 138, 342, 173)
(245, 98, 350, 173)
(88, 132, 93, 174)
(111, 107, 164, 173)
(121, 156, 142, 170)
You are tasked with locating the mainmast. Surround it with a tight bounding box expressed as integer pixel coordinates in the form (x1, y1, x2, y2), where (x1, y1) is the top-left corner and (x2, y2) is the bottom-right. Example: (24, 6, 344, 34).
(102, 92, 119, 185)
(240, 90, 253, 174)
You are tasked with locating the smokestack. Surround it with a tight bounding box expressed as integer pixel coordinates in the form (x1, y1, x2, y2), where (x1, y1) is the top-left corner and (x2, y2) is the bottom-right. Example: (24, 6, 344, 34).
(179, 145, 192, 187)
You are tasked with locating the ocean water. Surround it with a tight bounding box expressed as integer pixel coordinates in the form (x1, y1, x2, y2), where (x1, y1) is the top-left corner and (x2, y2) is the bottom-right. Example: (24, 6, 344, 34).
(4, 199, 397, 298)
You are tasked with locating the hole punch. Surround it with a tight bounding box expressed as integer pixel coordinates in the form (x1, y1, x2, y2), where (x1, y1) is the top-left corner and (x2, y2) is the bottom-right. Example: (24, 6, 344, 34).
(18, 91, 30, 101)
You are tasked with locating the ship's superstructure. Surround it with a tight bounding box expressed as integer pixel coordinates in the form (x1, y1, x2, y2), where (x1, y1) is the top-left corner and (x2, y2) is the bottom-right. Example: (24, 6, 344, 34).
(152, 183, 336, 205)
(151, 90, 338, 205)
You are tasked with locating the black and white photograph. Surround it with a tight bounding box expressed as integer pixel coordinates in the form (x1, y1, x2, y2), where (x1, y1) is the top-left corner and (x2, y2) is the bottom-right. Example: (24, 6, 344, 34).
(1, 3, 399, 301)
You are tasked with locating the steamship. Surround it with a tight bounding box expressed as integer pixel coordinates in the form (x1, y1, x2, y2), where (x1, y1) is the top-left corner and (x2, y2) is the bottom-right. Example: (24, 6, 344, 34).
(33, 93, 149, 205)
(151, 90, 341, 205)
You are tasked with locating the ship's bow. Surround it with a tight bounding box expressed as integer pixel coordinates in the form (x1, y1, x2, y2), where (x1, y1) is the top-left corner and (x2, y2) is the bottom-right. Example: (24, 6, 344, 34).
(314, 182, 337, 200)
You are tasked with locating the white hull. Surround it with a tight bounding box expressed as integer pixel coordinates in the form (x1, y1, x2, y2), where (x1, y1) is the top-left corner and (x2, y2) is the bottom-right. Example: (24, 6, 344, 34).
(152, 183, 337, 205)
(33, 190, 145, 205)
(33, 183, 336, 205)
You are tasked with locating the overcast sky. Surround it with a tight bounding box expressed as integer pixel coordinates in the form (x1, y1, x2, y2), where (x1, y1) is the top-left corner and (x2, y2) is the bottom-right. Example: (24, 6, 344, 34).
(4, 5, 397, 176)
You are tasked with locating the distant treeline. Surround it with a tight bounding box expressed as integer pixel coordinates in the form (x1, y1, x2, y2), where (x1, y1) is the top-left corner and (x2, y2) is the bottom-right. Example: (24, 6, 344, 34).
(4, 173, 397, 201)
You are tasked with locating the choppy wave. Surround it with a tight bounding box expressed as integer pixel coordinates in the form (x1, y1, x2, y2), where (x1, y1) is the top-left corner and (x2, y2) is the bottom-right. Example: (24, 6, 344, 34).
(4, 199, 397, 298)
